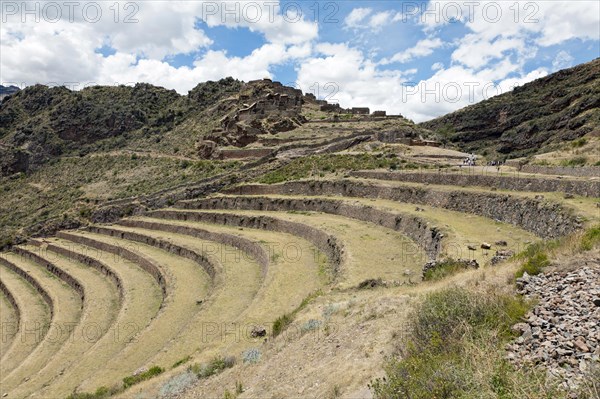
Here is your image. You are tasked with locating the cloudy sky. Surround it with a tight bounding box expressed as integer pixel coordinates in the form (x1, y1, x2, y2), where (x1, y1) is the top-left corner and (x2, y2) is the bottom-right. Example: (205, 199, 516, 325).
(1, 1, 599, 122)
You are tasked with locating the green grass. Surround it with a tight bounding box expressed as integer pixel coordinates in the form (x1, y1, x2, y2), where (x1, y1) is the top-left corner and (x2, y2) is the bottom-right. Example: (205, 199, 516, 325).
(515, 252, 550, 278)
(422, 258, 474, 281)
(172, 355, 192, 369)
(257, 154, 423, 184)
(560, 156, 587, 167)
(581, 224, 600, 251)
(189, 356, 235, 379)
(571, 138, 588, 148)
(369, 288, 566, 399)
(66, 386, 119, 399)
(122, 366, 164, 389)
(272, 290, 322, 338)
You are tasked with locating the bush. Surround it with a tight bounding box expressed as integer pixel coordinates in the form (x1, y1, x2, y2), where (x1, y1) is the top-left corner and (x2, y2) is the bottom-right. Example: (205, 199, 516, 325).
(172, 355, 192, 369)
(242, 348, 261, 364)
(561, 156, 587, 167)
(580, 225, 600, 251)
(158, 372, 197, 398)
(272, 313, 293, 338)
(301, 319, 322, 333)
(190, 356, 235, 378)
(571, 138, 588, 148)
(369, 288, 558, 399)
(515, 252, 550, 278)
(122, 366, 164, 388)
(422, 258, 473, 281)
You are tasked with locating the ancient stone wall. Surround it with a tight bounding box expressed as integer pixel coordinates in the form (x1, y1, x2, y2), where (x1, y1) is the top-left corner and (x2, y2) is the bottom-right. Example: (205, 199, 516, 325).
(33, 239, 124, 303)
(218, 148, 274, 160)
(351, 171, 600, 197)
(0, 256, 54, 317)
(0, 279, 20, 331)
(226, 180, 582, 238)
(114, 220, 269, 278)
(56, 231, 168, 298)
(519, 165, 600, 178)
(85, 226, 222, 286)
(149, 210, 345, 278)
(179, 196, 442, 260)
(13, 246, 85, 304)
(505, 161, 600, 177)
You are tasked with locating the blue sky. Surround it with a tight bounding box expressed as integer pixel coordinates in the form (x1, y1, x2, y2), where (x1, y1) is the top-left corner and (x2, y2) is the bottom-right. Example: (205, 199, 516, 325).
(1, 1, 599, 121)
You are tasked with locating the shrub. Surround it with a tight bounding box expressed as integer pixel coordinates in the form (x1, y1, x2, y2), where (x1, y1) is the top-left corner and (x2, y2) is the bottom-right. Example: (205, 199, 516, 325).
(242, 348, 261, 364)
(301, 319, 322, 333)
(422, 258, 473, 281)
(580, 225, 600, 251)
(122, 366, 164, 388)
(158, 372, 197, 398)
(571, 138, 587, 148)
(272, 313, 293, 338)
(191, 356, 236, 378)
(515, 252, 550, 278)
(172, 355, 192, 369)
(369, 288, 554, 399)
(561, 156, 587, 167)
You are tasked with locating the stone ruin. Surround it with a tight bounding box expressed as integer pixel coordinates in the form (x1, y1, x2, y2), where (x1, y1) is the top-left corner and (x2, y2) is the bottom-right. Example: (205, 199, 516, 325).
(198, 79, 307, 158)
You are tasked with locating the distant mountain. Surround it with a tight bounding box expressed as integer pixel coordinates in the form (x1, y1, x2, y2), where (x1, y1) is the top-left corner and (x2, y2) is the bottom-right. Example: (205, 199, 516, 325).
(0, 85, 20, 101)
(420, 58, 600, 158)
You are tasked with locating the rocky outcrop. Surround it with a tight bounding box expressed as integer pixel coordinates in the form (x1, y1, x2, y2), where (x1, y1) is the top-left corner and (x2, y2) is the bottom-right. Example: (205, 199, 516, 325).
(351, 171, 600, 198)
(226, 180, 582, 238)
(510, 266, 600, 389)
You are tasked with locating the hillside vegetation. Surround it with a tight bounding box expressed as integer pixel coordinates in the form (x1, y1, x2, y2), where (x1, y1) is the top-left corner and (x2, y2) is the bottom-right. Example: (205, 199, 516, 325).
(421, 58, 600, 158)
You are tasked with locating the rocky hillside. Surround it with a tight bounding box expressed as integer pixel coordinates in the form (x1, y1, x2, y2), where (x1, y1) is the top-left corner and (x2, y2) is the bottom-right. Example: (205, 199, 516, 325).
(421, 58, 600, 158)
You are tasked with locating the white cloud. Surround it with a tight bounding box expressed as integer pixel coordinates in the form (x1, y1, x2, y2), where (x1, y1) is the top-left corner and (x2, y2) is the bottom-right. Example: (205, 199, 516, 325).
(431, 62, 444, 70)
(382, 38, 444, 64)
(369, 11, 393, 31)
(0, 1, 317, 89)
(451, 35, 526, 69)
(344, 8, 373, 29)
(552, 50, 575, 71)
(298, 43, 548, 123)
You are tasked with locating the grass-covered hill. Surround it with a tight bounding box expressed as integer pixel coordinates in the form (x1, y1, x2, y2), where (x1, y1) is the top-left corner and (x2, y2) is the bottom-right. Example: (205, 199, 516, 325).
(0, 78, 243, 176)
(421, 58, 600, 158)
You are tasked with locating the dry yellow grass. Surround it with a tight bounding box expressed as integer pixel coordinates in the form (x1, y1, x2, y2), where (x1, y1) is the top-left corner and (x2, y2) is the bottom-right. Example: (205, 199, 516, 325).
(0, 264, 50, 379)
(0, 286, 18, 359)
(0, 252, 83, 392)
(209, 193, 539, 268)
(34, 236, 162, 398)
(71, 228, 212, 390)
(162, 208, 427, 289)
(126, 218, 323, 368)
(5, 244, 121, 398)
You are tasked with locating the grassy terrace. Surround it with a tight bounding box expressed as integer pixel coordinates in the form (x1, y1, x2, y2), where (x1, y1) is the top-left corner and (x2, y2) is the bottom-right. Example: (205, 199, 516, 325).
(6, 244, 121, 398)
(32, 236, 162, 398)
(0, 264, 50, 378)
(0, 252, 82, 392)
(157, 208, 429, 289)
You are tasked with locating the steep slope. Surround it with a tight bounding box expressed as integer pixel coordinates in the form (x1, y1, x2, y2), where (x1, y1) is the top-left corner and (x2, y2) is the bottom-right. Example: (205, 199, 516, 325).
(421, 58, 600, 158)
